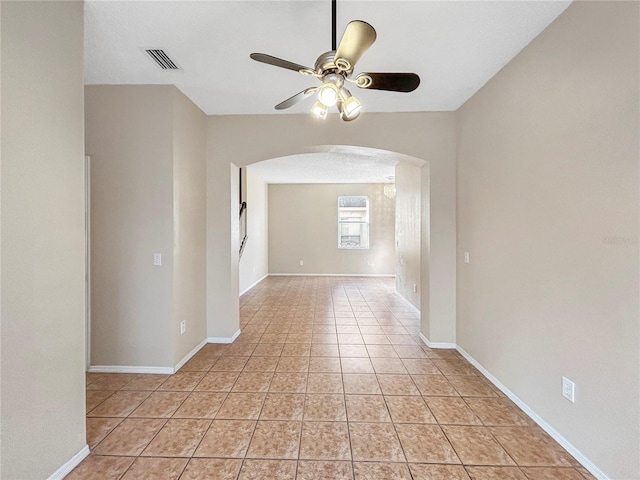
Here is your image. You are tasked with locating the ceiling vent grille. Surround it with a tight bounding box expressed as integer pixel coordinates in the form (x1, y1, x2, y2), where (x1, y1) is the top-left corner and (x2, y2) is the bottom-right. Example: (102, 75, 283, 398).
(144, 49, 180, 70)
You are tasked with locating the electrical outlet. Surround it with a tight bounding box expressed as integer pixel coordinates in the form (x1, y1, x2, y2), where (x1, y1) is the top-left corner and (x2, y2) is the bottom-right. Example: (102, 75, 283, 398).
(180, 321, 186, 335)
(153, 253, 162, 266)
(413, 283, 418, 293)
(464, 252, 470, 264)
(562, 376, 575, 402)
(366, 260, 374, 266)
(299, 260, 304, 266)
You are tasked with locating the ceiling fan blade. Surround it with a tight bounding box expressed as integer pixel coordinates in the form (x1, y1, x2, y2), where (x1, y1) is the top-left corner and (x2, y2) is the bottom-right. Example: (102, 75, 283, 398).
(274, 87, 318, 110)
(334, 21, 377, 71)
(355, 72, 420, 92)
(250, 53, 313, 74)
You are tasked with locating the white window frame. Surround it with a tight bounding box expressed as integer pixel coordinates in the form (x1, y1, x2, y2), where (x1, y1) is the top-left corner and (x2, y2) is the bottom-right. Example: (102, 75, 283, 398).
(337, 195, 370, 250)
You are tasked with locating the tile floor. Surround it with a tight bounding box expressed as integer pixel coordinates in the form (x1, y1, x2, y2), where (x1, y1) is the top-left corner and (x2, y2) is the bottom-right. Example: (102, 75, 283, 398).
(71, 276, 596, 479)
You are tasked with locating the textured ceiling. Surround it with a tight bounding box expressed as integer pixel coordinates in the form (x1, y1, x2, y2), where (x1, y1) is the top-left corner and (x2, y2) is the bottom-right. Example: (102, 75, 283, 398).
(85, 1, 571, 115)
(247, 146, 424, 184)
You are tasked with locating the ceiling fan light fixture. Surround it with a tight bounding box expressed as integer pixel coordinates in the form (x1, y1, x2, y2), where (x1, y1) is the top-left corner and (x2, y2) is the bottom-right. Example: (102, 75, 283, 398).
(318, 83, 339, 107)
(311, 101, 329, 119)
(339, 89, 362, 121)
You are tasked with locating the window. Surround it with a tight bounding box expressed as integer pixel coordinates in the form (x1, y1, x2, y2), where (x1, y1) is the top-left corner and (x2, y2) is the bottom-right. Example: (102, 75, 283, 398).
(338, 196, 369, 249)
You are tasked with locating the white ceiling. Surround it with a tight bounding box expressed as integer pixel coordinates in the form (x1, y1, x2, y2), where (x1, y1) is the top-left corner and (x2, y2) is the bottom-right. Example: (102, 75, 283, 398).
(85, 0, 571, 116)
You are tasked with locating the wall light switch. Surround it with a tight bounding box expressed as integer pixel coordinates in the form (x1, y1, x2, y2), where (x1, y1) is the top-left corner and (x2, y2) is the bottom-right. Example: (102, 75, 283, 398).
(464, 252, 470, 264)
(299, 260, 304, 266)
(153, 253, 162, 266)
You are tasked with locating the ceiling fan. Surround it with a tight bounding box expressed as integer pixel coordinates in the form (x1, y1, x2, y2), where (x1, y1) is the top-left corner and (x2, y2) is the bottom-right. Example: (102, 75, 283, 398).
(249, 0, 420, 121)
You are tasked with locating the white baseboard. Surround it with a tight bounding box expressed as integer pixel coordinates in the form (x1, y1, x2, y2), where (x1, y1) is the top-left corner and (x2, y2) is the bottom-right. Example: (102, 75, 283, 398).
(87, 365, 174, 374)
(47, 444, 89, 480)
(174, 338, 208, 372)
(456, 345, 609, 480)
(268, 273, 395, 277)
(207, 329, 241, 344)
(395, 291, 421, 316)
(419, 332, 457, 349)
(240, 274, 269, 296)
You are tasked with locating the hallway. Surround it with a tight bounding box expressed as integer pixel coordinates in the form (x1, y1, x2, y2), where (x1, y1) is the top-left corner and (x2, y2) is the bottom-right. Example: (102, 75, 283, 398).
(72, 276, 594, 479)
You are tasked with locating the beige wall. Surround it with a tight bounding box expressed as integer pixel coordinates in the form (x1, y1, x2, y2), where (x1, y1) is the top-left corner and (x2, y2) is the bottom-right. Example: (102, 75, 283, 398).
(207, 113, 457, 343)
(86, 85, 207, 368)
(1, 2, 87, 478)
(395, 164, 422, 308)
(269, 184, 395, 275)
(86, 85, 175, 368)
(239, 167, 269, 294)
(456, 2, 639, 478)
(172, 89, 207, 364)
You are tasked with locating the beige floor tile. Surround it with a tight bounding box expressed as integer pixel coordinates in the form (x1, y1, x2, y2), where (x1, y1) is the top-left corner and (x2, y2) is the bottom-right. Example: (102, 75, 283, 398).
(210, 356, 250, 372)
(216, 392, 266, 419)
(93, 418, 166, 456)
(310, 343, 340, 357)
(464, 397, 531, 426)
(366, 345, 399, 358)
(86, 374, 137, 391)
(345, 394, 391, 422)
(269, 372, 308, 393)
(252, 343, 284, 357)
(395, 424, 460, 463)
(308, 356, 342, 373)
(409, 463, 470, 480)
(412, 374, 459, 396)
(401, 358, 439, 375)
(281, 343, 312, 356)
(246, 421, 302, 459)
(276, 356, 310, 372)
(260, 393, 305, 420)
(349, 422, 405, 462)
(231, 372, 273, 392)
(376, 374, 420, 395)
(297, 460, 353, 480)
(87, 391, 151, 417)
(179, 356, 216, 372)
(304, 394, 347, 421)
(443, 425, 515, 465)
(194, 371, 240, 392)
(384, 395, 436, 424)
(339, 344, 369, 357)
(490, 427, 576, 467)
(223, 343, 257, 356)
(306, 373, 343, 393)
(120, 374, 170, 391)
(342, 374, 381, 394)
(520, 467, 588, 479)
(393, 346, 427, 358)
(172, 392, 227, 419)
(193, 420, 256, 457)
(447, 375, 498, 397)
(65, 455, 134, 480)
(300, 421, 351, 460)
(238, 459, 297, 480)
(353, 462, 412, 480)
(243, 356, 279, 372)
(141, 419, 211, 457)
(465, 466, 527, 479)
(129, 391, 189, 418)
(341, 357, 375, 374)
(370, 357, 408, 374)
(86, 417, 123, 449)
(121, 457, 187, 480)
(433, 359, 478, 376)
(425, 397, 482, 425)
(180, 459, 242, 480)
(157, 372, 206, 391)
(86, 390, 115, 413)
